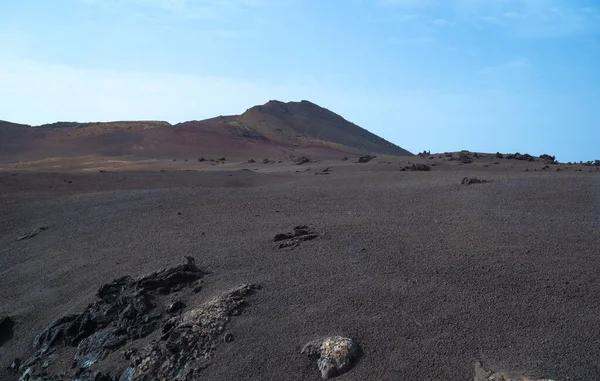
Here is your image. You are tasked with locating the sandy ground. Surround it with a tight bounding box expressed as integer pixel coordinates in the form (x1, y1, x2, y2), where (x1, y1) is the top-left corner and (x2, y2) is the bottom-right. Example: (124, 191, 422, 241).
(1, 156, 599, 380)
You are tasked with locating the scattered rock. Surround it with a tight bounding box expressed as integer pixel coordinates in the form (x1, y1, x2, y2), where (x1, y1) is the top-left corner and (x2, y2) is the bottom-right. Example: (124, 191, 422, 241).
(16, 226, 48, 242)
(295, 156, 311, 165)
(248, 158, 256, 163)
(0, 316, 14, 346)
(315, 167, 331, 175)
(401, 164, 431, 172)
(224, 333, 234, 343)
(459, 152, 473, 164)
(302, 336, 360, 379)
(274, 226, 319, 249)
(460, 177, 487, 185)
(295, 167, 311, 173)
(341, 156, 348, 161)
(356, 155, 376, 163)
(262, 158, 274, 164)
(197, 157, 205, 162)
(474, 361, 555, 381)
(540, 154, 557, 164)
(506, 152, 534, 161)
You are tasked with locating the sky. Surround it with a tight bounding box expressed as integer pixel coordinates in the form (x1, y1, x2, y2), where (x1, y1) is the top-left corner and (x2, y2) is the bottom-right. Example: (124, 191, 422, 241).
(1, 0, 599, 161)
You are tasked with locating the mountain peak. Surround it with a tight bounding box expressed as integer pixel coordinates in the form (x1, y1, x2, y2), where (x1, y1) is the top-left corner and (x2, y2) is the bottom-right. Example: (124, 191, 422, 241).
(238, 100, 411, 156)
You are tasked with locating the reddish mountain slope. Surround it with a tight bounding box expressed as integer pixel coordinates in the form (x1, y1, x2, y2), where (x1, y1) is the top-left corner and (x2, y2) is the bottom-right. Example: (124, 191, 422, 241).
(0, 101, 412, 163)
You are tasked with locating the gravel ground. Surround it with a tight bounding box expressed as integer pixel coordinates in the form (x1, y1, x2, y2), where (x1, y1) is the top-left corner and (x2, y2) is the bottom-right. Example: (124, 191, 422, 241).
(0, 161, 599, 380)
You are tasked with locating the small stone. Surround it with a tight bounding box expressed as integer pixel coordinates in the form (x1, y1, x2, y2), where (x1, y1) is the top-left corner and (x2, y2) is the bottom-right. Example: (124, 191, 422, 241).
(7, 358, 20, 372)
(166, 301, 185, 314)
(224, 333, 234, 343)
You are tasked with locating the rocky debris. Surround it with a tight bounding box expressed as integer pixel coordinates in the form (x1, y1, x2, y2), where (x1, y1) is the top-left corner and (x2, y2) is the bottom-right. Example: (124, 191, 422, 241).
(125, 284, 259, 381)
(247, 158, 256, 163)
(0, 316, 14, 346)
(295, 167, 311, 173)
(274, 225, 319, 249)
(459, 152, 473, 164)
(315, 167, 331, 175)
(474, 362, 555, 381)
(16, 226, 48, 242)
(19, 258, 204, 380)
(302, 336, 360, 379)
(461, 177, 487, 185)
(262, 158, 274, 164)
(356, 155, 376, 163)
(540, 154, 557, 164)
(341, 156, 348, 161)
(197, 157, 206, 162)
(495, 152, 504, 159)
(506, 152, 534, 161)
(401, 164, 431, 172)
(295, 156, 311, 165)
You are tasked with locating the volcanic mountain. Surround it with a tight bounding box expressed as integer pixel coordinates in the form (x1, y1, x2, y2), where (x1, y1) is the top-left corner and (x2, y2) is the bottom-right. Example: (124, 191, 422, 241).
(0, 100, 411, 163)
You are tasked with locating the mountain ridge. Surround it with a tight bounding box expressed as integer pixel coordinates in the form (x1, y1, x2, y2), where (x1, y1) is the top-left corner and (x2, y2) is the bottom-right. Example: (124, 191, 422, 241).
(0, 100, 412, 163)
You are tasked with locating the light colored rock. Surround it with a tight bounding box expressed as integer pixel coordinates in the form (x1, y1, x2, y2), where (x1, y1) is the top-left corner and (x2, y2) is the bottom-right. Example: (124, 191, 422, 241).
(303, 336, 360, 379)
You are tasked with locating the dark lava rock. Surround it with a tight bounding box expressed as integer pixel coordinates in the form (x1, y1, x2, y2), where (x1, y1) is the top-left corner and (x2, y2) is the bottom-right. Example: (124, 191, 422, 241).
(540, 154, 557, 164)
(7, 358, 20, 372)
(459, 152, 473, 164)
(21, 258, 204, 380)
(401, 164, 431, 172)
(0, 316, 14, 347)
(16, 226, 48, 242)
(197, 157, 205, 162)
(460, 177, 487, 185)
(356, 155, 376, 163)
(274, 226, 319, 249)
(262, 158, 274, 164)
(341, 156, 348, 161)
(295, 156, 311, 165)
(506, 152, 534, 161)
(248, 158, 256, 163)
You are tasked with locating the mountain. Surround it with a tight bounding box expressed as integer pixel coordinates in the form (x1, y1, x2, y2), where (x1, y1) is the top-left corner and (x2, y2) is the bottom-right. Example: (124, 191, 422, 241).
(0, 101, 412, 163)
(179, 100, 411, 156)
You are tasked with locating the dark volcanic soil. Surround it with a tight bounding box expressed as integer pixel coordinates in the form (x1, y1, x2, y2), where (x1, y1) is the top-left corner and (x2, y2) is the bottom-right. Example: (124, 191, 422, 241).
(1, 158, 599, 380)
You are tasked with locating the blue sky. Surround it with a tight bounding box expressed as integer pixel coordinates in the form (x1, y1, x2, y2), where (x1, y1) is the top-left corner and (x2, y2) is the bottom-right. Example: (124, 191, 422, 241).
(1, 0, 599, 161)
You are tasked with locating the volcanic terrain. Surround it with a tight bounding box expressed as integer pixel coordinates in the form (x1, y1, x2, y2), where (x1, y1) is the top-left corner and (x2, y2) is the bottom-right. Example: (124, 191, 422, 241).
(1, 101, 599, 381)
